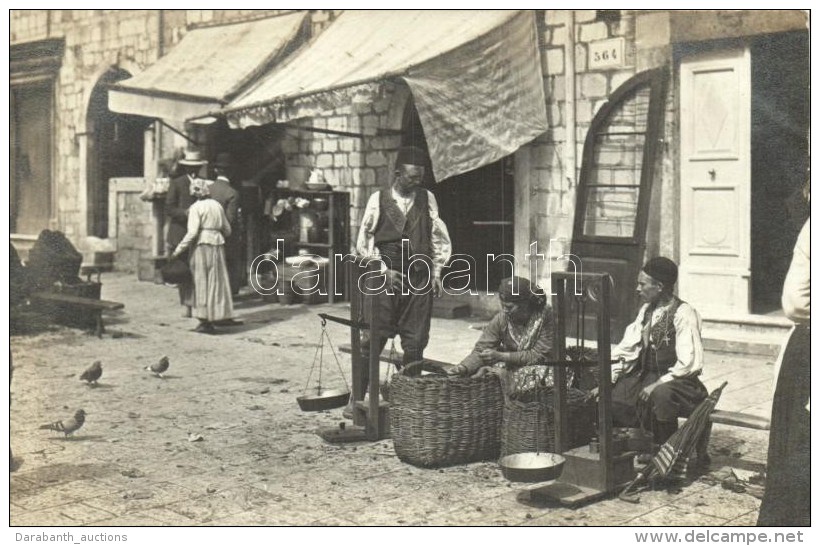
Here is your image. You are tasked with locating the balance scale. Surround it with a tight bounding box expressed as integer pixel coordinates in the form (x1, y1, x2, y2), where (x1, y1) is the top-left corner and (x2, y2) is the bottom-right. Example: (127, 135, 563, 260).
(528, 272, 640, 507)
(314, 258, 390, 443)
(302, 265, 639, 505)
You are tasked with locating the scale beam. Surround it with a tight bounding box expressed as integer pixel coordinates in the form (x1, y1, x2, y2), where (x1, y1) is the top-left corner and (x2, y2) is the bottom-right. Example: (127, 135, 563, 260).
(317, 313, 369, 330)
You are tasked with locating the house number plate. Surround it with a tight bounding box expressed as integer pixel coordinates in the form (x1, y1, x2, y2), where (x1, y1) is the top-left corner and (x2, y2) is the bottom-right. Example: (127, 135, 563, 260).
(589, 37, 625, 70)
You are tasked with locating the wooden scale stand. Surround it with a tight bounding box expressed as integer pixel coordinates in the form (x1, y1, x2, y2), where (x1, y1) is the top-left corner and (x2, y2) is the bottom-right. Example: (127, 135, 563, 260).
(530, 271, 639, 507)
(310, 264, 643, 507)
(316, 258, 390, 443)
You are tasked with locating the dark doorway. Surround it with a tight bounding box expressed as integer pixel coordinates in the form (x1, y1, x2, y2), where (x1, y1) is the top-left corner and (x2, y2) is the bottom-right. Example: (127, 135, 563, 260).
(86, 68, 149, 238)
(750, 31, 810, 314)
(433, 160, 515, 292)
(402, 100, 514, 292)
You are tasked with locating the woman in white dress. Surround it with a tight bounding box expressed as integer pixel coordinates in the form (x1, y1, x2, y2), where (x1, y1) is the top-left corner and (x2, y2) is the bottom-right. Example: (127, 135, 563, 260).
(172, 178, 235, 334)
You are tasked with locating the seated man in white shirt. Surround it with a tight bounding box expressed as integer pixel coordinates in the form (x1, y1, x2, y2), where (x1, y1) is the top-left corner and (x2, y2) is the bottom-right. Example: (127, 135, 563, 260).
(610, 257, 708, 452)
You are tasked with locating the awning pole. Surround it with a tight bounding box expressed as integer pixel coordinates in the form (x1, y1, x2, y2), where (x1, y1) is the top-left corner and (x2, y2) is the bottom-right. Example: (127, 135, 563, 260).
(279, 122, 367, 140)
(158, 119, 201, 146)
(564, 10, 577, 189)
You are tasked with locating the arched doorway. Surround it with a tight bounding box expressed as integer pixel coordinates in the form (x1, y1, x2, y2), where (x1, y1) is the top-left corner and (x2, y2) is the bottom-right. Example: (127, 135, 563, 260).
(86, 68, 150, 238)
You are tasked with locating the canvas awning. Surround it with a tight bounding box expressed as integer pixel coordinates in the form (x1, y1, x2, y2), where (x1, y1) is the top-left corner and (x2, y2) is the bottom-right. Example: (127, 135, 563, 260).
(222, 10, 548, 181)
(108, 12, 307, 122)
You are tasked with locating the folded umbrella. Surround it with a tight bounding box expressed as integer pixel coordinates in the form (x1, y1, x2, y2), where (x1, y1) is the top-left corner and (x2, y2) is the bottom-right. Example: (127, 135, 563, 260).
(619, 381, 728, 503)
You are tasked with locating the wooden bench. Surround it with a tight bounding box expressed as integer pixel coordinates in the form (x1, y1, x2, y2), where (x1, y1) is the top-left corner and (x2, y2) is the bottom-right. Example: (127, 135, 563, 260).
(683, 409, 770, 465)
(709, 410, 770, 430)
(30, 292, 124, 338)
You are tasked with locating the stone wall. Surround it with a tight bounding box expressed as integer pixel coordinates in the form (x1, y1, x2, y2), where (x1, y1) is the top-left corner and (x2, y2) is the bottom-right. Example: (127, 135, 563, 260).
(9, 9, 338, 271)
(520, 9, 674, 284)
(12, 10, 804, 279)
(11, 10, 163, 250)
(522, 9, 806, 274)
(278, 84, 411, 248)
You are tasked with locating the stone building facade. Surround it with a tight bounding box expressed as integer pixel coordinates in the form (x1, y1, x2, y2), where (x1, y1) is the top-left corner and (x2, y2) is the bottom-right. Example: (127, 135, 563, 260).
(10, 10, 809, 322)
(525, 9, 808, 320)
(9, 9, 336, 275)
(276, 84, 410, 241)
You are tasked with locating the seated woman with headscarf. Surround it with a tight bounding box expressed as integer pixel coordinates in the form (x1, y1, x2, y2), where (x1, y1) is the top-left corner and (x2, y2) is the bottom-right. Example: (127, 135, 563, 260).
(448, 277, 555, 383)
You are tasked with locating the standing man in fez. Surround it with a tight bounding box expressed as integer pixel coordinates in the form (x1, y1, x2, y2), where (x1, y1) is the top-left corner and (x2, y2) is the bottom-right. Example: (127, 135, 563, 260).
(609, 257, 709, 462)
(349, 145, 452, 417)
(165, 150, 207, 317)
(208, 152, 242, 296)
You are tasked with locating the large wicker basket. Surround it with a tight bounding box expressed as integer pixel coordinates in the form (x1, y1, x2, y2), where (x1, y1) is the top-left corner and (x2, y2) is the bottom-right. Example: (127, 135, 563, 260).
(501, 384, 597, 457)
(390, 364, 504, 467)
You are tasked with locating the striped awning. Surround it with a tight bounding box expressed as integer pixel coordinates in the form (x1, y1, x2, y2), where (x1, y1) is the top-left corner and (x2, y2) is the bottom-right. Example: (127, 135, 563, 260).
(108, 12, 307, 121)
(222, 10, 548, 181)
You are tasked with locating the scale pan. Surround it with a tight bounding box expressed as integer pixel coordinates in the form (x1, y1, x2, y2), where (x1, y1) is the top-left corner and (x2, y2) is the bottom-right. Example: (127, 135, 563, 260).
(499, 452, 565, 483)
(297, 389, 350, 412)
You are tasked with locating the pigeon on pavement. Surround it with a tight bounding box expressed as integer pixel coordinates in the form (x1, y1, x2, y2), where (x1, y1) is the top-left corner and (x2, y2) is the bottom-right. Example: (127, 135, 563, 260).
(79, 360, 102, 385)
(39, 409, 86, 437)
(146, 356, 170, 378)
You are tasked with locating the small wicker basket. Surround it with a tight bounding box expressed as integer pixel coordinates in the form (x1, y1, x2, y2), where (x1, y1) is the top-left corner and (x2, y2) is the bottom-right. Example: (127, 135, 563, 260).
(501, 380, 597, 457)
(390, 362, 504, 467)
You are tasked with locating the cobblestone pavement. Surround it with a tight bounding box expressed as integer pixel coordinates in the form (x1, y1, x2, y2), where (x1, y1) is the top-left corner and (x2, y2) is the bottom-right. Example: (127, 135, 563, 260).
(10, 273, 775, 526)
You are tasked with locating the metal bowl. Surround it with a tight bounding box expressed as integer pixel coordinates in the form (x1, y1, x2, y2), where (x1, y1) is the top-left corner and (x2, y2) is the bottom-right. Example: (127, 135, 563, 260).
(297, 389, 350, 412)
(499, 452, 566, 483)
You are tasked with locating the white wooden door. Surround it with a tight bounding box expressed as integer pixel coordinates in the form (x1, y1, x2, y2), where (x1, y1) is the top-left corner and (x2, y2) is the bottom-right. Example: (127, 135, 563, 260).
(679, 48, 751, 316)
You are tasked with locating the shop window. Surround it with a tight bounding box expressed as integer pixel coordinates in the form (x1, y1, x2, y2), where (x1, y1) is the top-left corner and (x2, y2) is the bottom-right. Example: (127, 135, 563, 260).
(575, 69, 667, 243)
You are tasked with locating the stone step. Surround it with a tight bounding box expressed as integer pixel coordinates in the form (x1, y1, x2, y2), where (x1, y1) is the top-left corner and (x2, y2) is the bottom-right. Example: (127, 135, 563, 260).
(701, 313, 791, 358)
(702, 313, 792, 336)
(701, 329, 786, 359)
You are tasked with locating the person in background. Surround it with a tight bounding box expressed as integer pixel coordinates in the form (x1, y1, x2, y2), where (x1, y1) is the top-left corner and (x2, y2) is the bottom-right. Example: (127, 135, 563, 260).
(348, 145, 452, 418)
(165, 150, 207, 317)
(450, 277, 554, 382)
(757, 184, 810, 527)
(171, 179, 235, 334)
(609, 257, 708, 462)
(208, 152, 242, 297)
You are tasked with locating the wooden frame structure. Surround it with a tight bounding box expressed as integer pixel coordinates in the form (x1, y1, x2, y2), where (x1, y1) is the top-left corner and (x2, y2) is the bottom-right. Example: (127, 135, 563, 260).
(531, 271, 637, 506)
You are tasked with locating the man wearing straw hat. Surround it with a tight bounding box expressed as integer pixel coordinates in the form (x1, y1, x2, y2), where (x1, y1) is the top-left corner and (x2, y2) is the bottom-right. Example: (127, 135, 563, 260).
(165, 149, 207, 317)
(348, 145, 452, 418)
(609, 257, 708, 459)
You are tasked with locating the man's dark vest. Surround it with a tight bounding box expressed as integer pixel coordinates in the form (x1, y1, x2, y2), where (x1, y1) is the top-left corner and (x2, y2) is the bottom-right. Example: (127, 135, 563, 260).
(374, 189, 433, 272)
(638, 297, 684, 376)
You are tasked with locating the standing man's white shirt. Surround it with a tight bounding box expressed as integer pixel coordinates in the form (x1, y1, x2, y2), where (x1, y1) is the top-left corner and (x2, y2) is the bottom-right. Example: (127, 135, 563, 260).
(356, 187, 452, 277)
